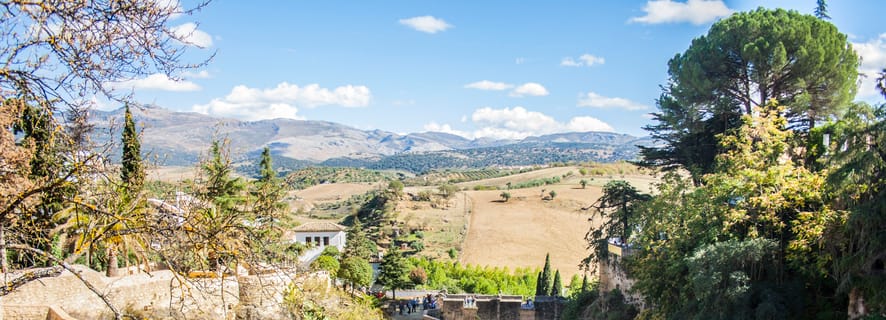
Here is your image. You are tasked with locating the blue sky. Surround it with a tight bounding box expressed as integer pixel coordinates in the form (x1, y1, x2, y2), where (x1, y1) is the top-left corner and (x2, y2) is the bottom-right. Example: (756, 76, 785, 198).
(109, 0, 886, 138)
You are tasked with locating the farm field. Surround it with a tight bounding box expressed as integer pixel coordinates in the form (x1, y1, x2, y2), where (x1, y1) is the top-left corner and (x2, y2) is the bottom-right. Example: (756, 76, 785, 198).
(285, 164, 660, 281)
(459, 184, 603, 281)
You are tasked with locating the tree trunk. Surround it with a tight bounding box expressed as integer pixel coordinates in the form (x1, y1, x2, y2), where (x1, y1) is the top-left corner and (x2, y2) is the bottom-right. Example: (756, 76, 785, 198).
(1, 226, 8, 273)
(106, 246, 119, 277)
(848, 287, 867, 319)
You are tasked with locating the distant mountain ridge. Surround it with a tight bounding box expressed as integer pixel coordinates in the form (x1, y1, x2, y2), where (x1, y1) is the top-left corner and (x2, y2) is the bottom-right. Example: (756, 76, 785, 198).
(89, 105, 652, 171)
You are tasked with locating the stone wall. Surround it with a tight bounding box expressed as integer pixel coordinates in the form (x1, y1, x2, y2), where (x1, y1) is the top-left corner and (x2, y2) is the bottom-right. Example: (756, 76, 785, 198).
(533, 296, 567, 320)
(598, 256, 643, 308)
(2, 265, 296, 320)
(440, 294, 550, 320)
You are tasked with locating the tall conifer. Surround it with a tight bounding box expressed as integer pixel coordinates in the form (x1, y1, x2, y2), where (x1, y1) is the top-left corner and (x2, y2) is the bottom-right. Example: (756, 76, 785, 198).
(540, 253, 553, 296)
(551, 270, 562, 296)
(121, 105, 144, 193)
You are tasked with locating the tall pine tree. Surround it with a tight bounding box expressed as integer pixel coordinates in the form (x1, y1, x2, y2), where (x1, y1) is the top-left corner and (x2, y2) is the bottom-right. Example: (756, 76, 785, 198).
(197, 139, 246, 270)
(377, 247, 410, 299)
(343, 219, 376, 260)
(250, 147, 286, 229)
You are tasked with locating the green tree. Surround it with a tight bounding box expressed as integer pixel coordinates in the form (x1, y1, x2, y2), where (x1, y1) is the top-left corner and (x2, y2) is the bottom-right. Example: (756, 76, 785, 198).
(500, 192, 511, 202)
(10, 102, 76, 268)
(104, 106, 148, 277)
(814, 0, 829, 19)
(535, 272, 545, 296)
(377, 247, 410, 299)
(438, 183, 458, 199)
(539, 253, 553, 296)
(581, 274, 589, 293)
(825, 102, 886, 316)
(249, 147, 288, 240)
(339, 256, 373, 294)
(628, 103, 838, 318)
(583, 180, 649, 270)
(639, 8, 858, 181)
(120, 105, 144, 193)
(580, 179, 587, 189)
(551, 270, 562, 296)
(311, 255, 340, 277)
(343, 220, 376, 260)
(388, 180, 404, 199)
(548, 190, 557, 200)
(567, 274, 582, 297)
(321, 246, 341, 260)
(194, 140, 247, 271)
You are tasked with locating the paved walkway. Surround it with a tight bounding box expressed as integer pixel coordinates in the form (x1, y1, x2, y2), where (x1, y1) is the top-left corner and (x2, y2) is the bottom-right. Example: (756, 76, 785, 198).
(390, 310, 427, 320)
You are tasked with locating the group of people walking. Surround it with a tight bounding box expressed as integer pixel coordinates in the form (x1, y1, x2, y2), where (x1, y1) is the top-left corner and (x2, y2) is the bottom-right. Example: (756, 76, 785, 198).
(397, 294, 436, 315)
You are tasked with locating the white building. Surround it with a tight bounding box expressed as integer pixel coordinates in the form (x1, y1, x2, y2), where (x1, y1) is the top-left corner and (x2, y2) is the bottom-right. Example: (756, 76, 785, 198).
(292, 222, 347, 263)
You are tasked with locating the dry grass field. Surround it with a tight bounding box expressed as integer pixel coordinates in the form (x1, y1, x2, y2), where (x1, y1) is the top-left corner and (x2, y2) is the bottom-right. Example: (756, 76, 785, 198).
(459, 184, 602, 281)
(453, 165, 659, 280)
(279, 164, 660, 281)
(294, 183, 379, 202)
(147, 166, 198, 182)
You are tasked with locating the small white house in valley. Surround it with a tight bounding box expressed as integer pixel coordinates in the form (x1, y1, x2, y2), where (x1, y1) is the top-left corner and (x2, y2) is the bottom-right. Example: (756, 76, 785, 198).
(292, 222, 347, 263)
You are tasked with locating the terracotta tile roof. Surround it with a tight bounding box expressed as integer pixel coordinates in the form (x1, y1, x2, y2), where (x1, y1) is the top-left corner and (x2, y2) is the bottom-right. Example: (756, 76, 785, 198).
(293, 222, 347, 232)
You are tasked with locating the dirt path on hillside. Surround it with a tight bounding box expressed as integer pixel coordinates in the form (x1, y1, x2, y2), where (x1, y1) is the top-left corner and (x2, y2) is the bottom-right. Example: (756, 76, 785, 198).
(459, 186, 603, 281)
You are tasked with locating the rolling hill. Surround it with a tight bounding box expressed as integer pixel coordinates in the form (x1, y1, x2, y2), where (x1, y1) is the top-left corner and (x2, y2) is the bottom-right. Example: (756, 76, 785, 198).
(88, 105, 655, 172)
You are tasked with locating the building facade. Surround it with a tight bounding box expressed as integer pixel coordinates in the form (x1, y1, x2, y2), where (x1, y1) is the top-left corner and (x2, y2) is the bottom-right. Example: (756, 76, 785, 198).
(292, 222, 347, 263)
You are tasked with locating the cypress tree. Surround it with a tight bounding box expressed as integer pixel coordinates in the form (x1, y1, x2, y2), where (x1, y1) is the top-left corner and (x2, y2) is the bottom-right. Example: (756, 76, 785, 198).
(258, 146, 274, 182)
(120, 104, 144, 193)
(581, 274, 589, 293)
(535, 271, 544, 296)
(540, 253, 553, 296)
(551, 270, 562, 296)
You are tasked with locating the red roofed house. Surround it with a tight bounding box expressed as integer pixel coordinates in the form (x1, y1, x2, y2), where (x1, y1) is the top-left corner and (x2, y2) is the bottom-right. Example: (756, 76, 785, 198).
(292, 222, 347, 263)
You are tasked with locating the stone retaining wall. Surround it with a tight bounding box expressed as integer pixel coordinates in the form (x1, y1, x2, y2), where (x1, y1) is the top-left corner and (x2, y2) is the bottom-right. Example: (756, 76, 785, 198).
(2, 265, 296, 320)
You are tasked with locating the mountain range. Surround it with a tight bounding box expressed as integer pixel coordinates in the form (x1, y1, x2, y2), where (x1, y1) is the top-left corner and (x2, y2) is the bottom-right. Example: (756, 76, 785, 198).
(90, 105, 653, 172)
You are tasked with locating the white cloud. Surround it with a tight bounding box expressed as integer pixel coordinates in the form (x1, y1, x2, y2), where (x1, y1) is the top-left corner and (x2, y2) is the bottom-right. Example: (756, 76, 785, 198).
(510, 82, 549, 97)
(423, 122, 471, 138)
(421, 106, 614, 140)
(630, 0, 733, 25)
(109, 73, 200, 92)
(515, 57, 526, 65)
(171, 22, 213, 47)
(567, 116, 615, 132)
(561, 54, 605, 67)
(578, 91, 649, 110)
(192, 82, 371, 121)
(182, 70, 211, 79)
(85, 96, 117, 111)
(465, 80, 514, 91)
(853, 33, 886, 98)
(399, 16, 452, 34)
